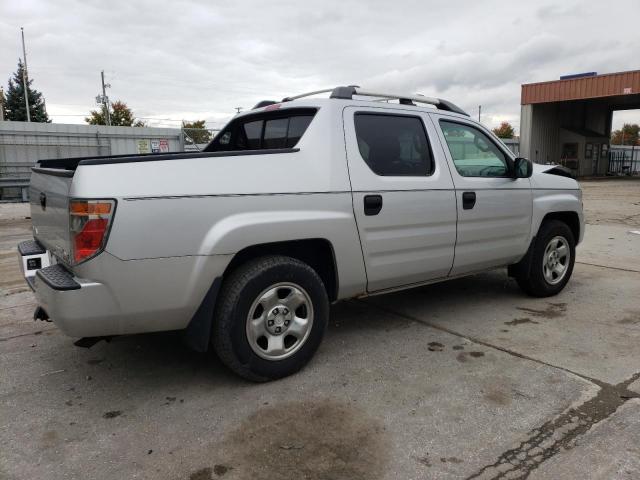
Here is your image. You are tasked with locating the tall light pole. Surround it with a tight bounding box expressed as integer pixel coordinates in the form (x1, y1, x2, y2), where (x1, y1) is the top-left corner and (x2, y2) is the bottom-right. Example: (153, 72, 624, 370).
(21, 27, 31, 122)
(478, 105, 481, 123)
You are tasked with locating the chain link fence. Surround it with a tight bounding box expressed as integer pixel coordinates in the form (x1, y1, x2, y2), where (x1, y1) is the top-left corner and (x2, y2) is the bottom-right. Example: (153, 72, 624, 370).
(608, 146, 639, 176)
(182, 128, 219, 151)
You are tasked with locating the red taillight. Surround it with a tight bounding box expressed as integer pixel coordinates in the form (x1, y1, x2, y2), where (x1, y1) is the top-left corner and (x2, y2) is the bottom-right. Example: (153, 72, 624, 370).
(69, 200, 115, 264)
(73, 218, 108, 263)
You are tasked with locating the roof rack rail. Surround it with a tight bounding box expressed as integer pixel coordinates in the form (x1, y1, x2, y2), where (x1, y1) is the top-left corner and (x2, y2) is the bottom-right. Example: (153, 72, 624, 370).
(281, 88, 335, 102)
(253, 100, 278, 109)
(278, 85, 469, 117)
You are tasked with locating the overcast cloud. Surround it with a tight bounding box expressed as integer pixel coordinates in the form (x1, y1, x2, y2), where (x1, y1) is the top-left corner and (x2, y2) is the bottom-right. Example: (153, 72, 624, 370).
(1, 0, 639, 132)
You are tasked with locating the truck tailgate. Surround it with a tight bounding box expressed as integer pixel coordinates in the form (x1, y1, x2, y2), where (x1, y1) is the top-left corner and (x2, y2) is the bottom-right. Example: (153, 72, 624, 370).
(29, 167, 74, 263)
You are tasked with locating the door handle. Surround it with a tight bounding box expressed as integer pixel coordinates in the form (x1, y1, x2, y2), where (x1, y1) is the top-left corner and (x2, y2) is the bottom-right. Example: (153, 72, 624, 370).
(364, 195, 383, 216)
(462, 191, 476, 210)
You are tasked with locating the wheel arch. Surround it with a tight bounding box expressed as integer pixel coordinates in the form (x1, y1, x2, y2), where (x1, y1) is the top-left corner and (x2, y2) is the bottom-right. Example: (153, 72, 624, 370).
(509, 210, 580, 280)
(222, 238, 339, 302)
(540, 211, 581, 243)
(531, 191, 583, 245)
(182, 238, 338, 354)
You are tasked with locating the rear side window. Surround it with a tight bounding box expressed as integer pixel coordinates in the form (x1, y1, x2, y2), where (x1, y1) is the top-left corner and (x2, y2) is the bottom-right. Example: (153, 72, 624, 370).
(263, 118, 289, 149)
(243, 120, 263, 149)
(205, 108, 316, 152)
(354, 113, 433, 176)
(286, 116, 314, 147)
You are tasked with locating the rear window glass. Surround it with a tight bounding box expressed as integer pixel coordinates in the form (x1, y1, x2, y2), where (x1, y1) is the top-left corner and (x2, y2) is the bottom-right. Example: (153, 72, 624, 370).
(263, 118, 289, 149)
(205, 108, 316, 152)
(286, 116, 313, 147)
(243, 120, 263, 149)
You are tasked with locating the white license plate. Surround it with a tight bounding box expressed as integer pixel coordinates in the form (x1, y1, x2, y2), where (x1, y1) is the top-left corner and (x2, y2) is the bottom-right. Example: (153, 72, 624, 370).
(20, 250, 51, 279)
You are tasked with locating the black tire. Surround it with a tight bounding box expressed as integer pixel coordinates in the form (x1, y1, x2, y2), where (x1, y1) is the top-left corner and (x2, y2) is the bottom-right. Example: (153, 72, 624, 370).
(211, 255, 329, 381)
(515, 220, 576, 297)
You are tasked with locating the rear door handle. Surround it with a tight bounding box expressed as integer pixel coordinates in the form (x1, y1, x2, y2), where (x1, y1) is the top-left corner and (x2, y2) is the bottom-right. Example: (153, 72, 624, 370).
(364, 195, 383, 216)
(462, 191, 476, 210)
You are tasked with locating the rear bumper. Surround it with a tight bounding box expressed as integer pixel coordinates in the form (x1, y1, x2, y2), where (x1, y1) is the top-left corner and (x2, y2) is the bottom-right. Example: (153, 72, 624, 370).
(18, 241, 121, 337)
(17, 239, 232, 338)
(36, 264, 81, 291)
(31, 271, 122, 337)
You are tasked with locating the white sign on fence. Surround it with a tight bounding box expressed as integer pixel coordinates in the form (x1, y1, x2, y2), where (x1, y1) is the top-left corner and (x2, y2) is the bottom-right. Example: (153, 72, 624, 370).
(150, 139, 169, 153)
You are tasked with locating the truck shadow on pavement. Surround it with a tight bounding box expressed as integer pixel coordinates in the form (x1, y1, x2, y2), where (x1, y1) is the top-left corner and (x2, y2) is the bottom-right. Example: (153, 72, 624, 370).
(48, 268, 523, 388)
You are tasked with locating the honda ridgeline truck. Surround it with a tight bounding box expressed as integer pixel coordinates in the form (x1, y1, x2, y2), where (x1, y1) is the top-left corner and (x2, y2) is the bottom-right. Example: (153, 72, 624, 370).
(18, 86, 584, 381)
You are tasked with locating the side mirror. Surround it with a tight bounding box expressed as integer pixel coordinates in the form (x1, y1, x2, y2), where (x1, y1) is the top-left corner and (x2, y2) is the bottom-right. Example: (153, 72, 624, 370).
(513, 157, 533, 178)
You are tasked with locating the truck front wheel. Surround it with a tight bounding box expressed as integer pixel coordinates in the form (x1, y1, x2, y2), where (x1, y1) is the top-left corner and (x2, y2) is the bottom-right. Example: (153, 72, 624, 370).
(515, 220, 576, 297)
(212, 255, 329, 381)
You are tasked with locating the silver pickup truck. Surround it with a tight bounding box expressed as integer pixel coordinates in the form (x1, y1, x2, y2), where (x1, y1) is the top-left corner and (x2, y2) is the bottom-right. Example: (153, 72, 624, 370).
(18, 86, 584, 381)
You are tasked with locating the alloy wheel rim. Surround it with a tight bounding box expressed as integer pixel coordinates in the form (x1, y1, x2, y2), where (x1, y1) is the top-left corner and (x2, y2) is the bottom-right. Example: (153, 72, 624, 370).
(543, 236, 570, 285)
(245, 282, 314, 361)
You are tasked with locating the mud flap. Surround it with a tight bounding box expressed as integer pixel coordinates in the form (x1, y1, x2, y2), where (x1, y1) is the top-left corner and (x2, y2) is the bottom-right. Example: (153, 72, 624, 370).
(508, 236, 536, 278)
(182, 277, 222, 352)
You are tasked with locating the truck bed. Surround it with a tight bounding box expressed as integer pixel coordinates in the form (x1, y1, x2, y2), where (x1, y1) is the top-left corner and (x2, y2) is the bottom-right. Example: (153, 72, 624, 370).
(36, 148, 297, 171)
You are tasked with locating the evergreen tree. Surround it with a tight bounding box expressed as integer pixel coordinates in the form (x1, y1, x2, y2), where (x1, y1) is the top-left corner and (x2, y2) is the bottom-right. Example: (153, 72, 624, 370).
(4, 59, 50, 122)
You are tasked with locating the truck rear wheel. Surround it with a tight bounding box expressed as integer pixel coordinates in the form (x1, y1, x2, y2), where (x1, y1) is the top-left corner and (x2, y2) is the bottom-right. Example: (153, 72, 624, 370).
(515, 220, 576, 297)
(212, 255, 329, 381)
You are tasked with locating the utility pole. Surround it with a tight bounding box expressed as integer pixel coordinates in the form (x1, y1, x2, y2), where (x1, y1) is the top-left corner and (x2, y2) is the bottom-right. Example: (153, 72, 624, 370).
(478, 105, 481, 123)
(0, 87, 4, 121)
(234, 107, 242, 114)
(21, 27, 31, 122)
(101, 70, 111, 126)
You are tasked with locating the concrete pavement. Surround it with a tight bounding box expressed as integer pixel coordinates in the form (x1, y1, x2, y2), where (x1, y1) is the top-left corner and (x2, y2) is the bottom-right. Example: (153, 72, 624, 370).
(1, 179, 639, 479)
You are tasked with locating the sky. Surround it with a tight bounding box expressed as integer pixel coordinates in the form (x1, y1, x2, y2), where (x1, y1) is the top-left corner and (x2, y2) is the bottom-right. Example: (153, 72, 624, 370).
(1, 0, 639, 134)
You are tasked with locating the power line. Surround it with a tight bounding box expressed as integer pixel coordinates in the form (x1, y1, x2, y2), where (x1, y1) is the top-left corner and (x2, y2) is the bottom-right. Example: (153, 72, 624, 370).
(48, 113, 221, 129)
(50, 113, 223, 125)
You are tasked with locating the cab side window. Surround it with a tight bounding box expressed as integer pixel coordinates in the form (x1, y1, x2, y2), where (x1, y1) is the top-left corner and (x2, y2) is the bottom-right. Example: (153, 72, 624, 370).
(354, 113, 433, 176)
(440, 121, 510, 177)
